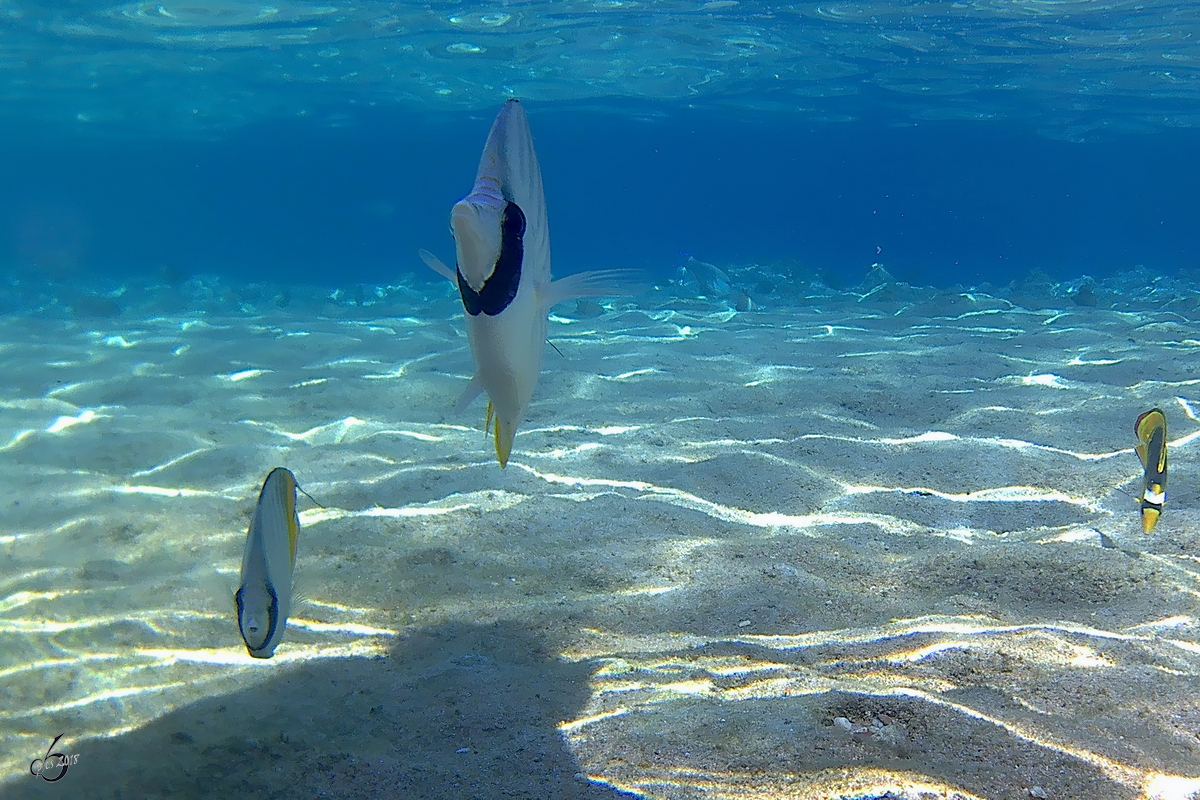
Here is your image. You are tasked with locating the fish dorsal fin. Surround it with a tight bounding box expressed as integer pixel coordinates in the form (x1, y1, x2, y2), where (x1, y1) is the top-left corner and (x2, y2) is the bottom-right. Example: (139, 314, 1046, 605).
(450, 201, 505, 291)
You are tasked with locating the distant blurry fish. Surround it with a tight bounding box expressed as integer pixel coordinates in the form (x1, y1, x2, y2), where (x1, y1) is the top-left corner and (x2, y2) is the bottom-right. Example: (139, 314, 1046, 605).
(1134, 408, 1167, 533)
(236, 468, 300, 658)
(683, 256, 732, 297)
(420, 99, 627, 467)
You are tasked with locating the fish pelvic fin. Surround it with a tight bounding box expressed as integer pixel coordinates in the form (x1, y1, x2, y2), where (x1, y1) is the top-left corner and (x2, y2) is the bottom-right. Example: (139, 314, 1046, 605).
(455, 375, 485, 414)
(485, 401, 494, 436)
(419, 249, 457, 283)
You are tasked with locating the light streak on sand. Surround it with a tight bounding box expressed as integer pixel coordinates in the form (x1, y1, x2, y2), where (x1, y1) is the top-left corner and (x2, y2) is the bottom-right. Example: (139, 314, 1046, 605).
(244, 417, 447, 445)
(301, 489, 528, 526)
(743, 363, 815, 386)
(46, 409, 101, 432)
(604, 368, 660, 381)
(557, 708, 629, 734)
(559, 614, 1173, 664)
(794, 428, 1131, 461)
(133, 640, 391, 666)
(221, 368, 269, 381)
(304, 504, 473, 522)
(0, 590, 67, 613)
(515, 464, 921, 535)
(1012, 373, 1071, 389)
(302, 598, 383, 616)
(286, 618, 397, 637)
(615, 586, 677, 597)
(1177, 396, 1200, 421)
(128, 447, 216, 477)
(1, 608, 228, 635)
(264, 415, 367, 443)
(0, 653, 131, 681)
(0, 429, 36, 450)
(842, 482, 1098, 509)
(524, 423, 642, 435)
(113, 485, 223, 498)
(289, 377, 328, 388)
(4, 682, 193, 717)
(1068, 355, 1123, 365)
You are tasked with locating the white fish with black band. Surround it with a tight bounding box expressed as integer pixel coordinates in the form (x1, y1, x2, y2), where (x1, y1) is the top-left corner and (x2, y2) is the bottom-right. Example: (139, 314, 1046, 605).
(420, 99, 631, 467)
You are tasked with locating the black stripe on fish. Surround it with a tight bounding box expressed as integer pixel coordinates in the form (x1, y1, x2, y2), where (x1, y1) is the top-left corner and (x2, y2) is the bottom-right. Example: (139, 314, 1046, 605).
(1146, 428, 1167, 482)
(457, 201, 525, 317)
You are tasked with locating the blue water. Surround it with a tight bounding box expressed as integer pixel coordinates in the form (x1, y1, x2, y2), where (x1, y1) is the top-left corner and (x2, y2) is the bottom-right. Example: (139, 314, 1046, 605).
(5, 109, 1200, 291)
(1, 0, 1199, 292)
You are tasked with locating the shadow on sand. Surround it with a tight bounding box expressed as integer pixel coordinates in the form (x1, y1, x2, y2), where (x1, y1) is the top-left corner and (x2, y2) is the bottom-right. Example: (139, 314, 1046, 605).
(12, 621, 631, 799)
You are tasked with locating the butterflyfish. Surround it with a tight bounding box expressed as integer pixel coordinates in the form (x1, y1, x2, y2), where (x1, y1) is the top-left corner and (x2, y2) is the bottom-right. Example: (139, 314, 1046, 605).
(236, 467, 301, 658)
(420, 99, 629, 467)
(1134, 408, 1167, 533)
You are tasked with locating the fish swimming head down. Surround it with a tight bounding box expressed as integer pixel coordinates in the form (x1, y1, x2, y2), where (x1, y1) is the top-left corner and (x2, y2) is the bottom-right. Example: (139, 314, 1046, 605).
(236, 467, 300, 658)
(1134, 408, 1167, 533)
(423, 99, 636, 467)
(448, 99, 553, 467)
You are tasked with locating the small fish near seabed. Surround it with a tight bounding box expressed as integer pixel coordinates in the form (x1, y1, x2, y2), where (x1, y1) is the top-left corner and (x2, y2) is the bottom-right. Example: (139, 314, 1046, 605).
(1134, 408, 1168, 533)
(683, 255, 732, 296)
(679, 255, 753, 311)
(236, 467, 301, 658)
(420, 99, 630, 467)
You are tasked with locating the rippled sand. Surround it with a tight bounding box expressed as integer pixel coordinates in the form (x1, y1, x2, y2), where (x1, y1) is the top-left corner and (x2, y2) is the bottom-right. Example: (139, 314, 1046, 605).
(2, 276, 1198, 799)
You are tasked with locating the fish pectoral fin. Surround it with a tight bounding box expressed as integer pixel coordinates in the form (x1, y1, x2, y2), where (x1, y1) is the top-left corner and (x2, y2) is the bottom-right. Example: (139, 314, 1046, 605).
(419, 249, 457, 283)
(454, 375, 485, 414)
(541, 269, 644, 308)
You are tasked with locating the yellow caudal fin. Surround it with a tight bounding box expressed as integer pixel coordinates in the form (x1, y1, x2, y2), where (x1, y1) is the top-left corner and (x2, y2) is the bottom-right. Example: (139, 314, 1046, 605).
(482, 402, 514, 467)
(494, 417, 516, 468)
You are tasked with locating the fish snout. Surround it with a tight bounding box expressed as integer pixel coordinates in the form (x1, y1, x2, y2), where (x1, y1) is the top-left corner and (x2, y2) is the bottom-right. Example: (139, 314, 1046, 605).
(235, 584, 276, 653)
(451, 201, 503, 290)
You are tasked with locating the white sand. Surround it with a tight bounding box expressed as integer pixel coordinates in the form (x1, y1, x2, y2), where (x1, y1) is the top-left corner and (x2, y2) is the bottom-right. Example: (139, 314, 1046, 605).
(1, 274, 1198, 799)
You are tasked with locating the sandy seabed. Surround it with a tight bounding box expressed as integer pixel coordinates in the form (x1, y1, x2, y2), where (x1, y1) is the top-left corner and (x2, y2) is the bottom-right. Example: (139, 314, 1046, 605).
(1, 270, 1198, 800)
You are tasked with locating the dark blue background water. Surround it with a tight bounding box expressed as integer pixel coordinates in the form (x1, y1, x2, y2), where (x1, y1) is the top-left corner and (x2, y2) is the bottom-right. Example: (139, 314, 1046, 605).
(3, 106, 1198, 291)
